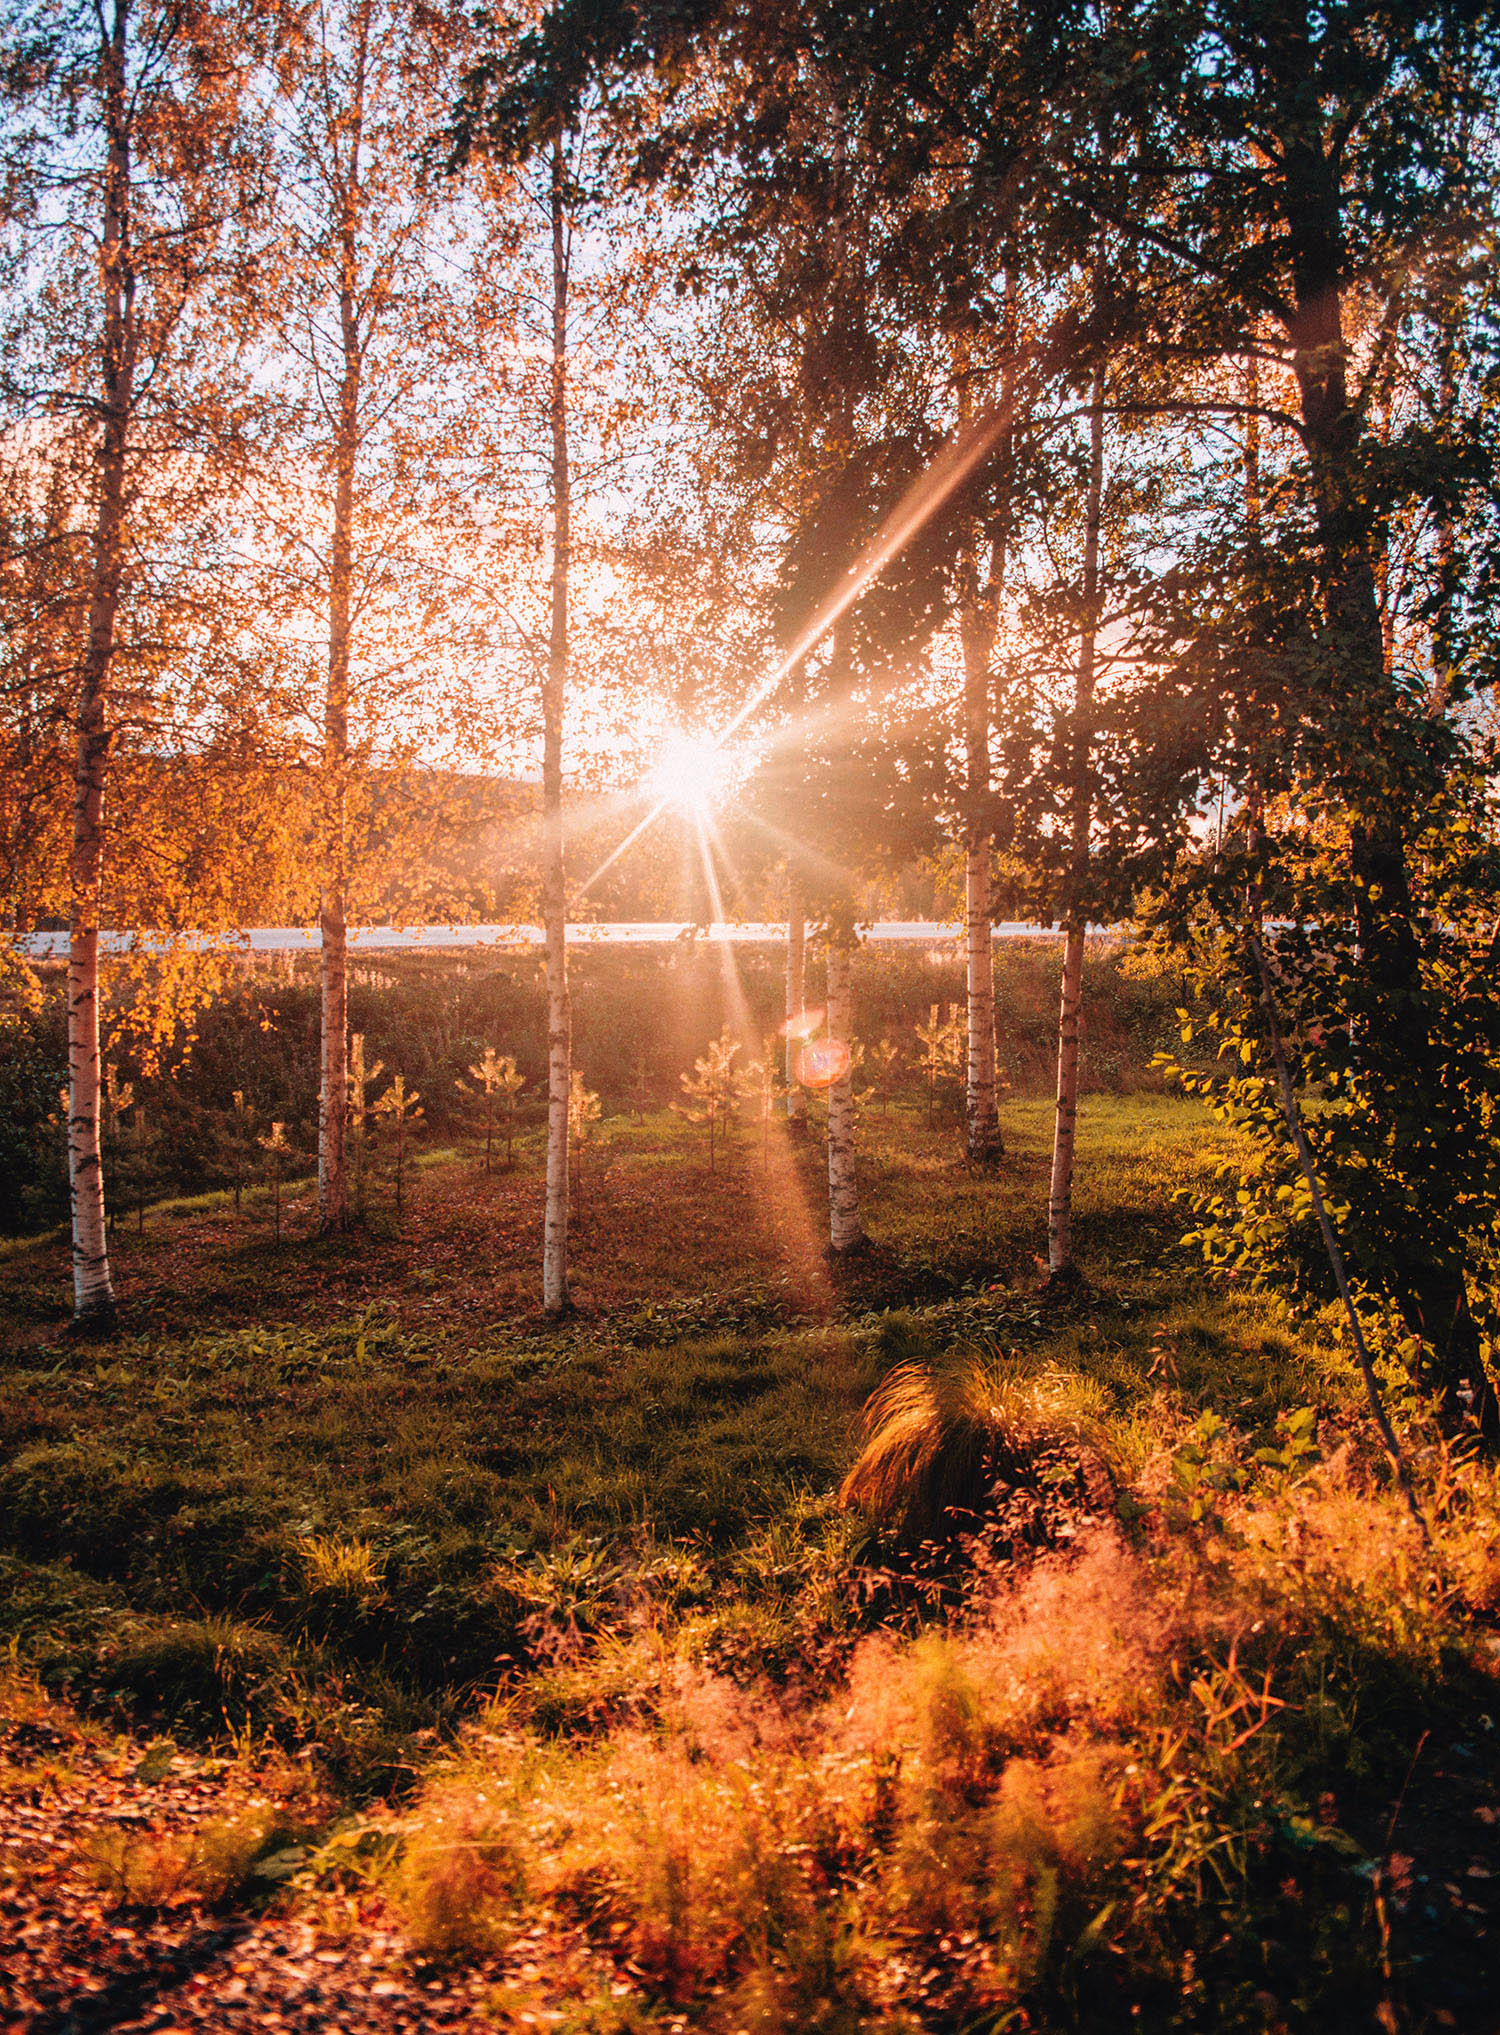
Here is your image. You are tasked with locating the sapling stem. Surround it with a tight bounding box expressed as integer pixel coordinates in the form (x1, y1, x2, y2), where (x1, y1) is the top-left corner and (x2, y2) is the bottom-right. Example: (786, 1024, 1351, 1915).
(1246, 927, 1430, 1545)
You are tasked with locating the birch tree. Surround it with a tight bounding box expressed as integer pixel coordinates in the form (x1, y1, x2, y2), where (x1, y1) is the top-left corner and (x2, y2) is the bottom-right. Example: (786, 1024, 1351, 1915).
(0, 0, 285, 1326)
(271, 0, 475, 1234)
(953, 287, 1022, 1172)
(1045, 358, 1104, 1284)
(540, 136, 572, 1314)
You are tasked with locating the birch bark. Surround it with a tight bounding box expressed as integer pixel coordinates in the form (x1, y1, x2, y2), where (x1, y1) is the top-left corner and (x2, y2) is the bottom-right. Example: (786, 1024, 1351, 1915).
(959, 570, 1001, 1170)
(1046, 358, 1105, 1281)
(68, 0, 136, 1328)
(542, 137, 572, 1316)
(316, 15, 368, 1234)
(784, 875, 807, 1136)
(825, 940, 863, 1252)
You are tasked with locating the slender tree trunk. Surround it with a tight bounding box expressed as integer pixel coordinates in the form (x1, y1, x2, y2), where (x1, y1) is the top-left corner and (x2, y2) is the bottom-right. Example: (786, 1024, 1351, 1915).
(69, 0, 136, 1330)
(963, 843, 1000, 1164)
(542, 138, 572, 1317)
(825, 940, 863, 1252)
(1047, 928, 1086, 1278)
(1432, 310, 1457, 706)
(955, 290, 1015, 1170)
(317, 30, 368, 1235)
(785, 873, 807, 1137)
(1046, 358, 1105, 1283)
(959, 566, 1001, 1169)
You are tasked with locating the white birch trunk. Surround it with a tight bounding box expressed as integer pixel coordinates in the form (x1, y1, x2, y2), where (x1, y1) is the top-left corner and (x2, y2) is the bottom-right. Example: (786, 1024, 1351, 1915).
(954, 285, 1015, 1170)
(68, 0, 135, 1329)
(785, 875, 807, 1136)
(316, 14, 369, 1235)
(1046, 357, 1105, 1282)
(964, 846, 1001, 1164)
(825, 941, 863, 1253)
(542, 139, 572, 1317)
(1046, 927, 1086, 1276)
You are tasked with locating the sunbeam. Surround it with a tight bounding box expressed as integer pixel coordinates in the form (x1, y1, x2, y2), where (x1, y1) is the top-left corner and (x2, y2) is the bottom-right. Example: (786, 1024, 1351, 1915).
(571, 392, 1017, 907)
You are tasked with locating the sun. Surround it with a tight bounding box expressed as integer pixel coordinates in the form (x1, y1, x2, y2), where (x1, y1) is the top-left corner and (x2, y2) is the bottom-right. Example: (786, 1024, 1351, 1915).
(647, 730, 735, 818)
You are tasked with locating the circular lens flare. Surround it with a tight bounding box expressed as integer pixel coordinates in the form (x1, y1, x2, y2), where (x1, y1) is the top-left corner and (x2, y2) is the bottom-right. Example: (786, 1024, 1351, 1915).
(648, 731, 734, 818)
(798, 1037, 850, 1089)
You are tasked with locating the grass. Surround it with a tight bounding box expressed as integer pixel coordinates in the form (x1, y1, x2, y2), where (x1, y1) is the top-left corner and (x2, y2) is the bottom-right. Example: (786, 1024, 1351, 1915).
(1, 1092, 1497, 2027)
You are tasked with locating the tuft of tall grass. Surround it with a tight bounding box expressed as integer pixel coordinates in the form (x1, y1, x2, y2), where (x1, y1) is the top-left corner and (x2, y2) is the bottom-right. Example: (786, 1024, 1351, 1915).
(838, 1347, 1113, 1545)
(386, 1529, 1174, 2024)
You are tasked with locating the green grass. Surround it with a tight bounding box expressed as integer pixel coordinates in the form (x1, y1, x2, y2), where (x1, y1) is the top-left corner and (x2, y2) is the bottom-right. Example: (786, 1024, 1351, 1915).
(1, 1093, 1496, 2028)
(0, 1098, 1250, 1747)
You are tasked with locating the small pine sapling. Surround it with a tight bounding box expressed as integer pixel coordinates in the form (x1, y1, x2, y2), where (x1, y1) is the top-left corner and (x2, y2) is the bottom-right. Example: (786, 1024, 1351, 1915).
(673, 1029, 741, 1173)
(373, 1074, 423, 1223)
(124, 1101, 154, 1235)
(498, 1055, 526, 1167)
(226, 1089, 256, 1217)
(735, 1050, 785, 1168)
(100, 1066, 135, 1236)
(258, 1121, 292, 1243)
(348, 1034, 385, 1216)
(568, 1069, 602, 1210)
(867, 1038, 904, 1114)
(629, 1046, 651, 1123)
(456, 1046, 523, 1173)
(848, 1040, 877, 1126)
(915, 1006, 965, 1126)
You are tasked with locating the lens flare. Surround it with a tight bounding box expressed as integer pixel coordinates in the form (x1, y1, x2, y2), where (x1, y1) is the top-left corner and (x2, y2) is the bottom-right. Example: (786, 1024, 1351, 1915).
(782, 1006, 826, 1043)
(798, 1037, 850, 1089)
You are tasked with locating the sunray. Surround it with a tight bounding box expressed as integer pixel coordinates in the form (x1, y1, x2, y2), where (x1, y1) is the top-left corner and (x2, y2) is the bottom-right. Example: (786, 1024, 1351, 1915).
(730, 808, 856, 891)
(570, 394, 1017, 906)
(715, 394, 1019, 749)
(682, 807, 833, 1306)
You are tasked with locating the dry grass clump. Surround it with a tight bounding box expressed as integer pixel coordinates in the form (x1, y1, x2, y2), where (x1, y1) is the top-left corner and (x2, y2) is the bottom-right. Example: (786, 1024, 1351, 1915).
(386, 1528, 1170, 2025)
(85, 1794, 316, 1909)
(298, 1533, 387, 1600)
(838, 1351, 1114, 1548)
(386, 1775, 532, 1957)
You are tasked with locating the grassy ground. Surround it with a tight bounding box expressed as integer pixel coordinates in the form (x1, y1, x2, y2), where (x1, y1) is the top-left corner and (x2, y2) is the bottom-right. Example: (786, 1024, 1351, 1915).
(1, 1096, 1498, 2031)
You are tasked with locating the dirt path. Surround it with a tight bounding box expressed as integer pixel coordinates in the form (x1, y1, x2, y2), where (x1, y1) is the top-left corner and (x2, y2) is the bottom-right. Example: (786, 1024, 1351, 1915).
(0, 1703, 507, 2035)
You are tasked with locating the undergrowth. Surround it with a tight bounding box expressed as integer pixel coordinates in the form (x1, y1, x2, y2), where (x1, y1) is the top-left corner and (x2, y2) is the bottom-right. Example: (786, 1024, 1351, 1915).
(1, 1096, 1497, 2026)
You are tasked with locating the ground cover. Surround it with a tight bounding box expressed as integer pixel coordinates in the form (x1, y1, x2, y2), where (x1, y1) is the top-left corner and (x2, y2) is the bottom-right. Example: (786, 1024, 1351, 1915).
(1, 1097, 1498, 2031)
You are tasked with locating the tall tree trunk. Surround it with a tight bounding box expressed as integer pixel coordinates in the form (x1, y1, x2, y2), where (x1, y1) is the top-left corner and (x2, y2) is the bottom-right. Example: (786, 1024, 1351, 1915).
(1432, 302, 1457, 707)
(959, 540, 1001, 1169)
(317, 21, 368, 1235)
(825, 940, 863, 1252)
(784, 872, 807, 1137)
(68, 0, 135, 1330)
(1046, 358, 1105, 1283)
(318, 368, 355, 1231)
(1280, 129, 1487, 1419)
(956, 286, 1016, 1169)
(542, 137, 572, 1317)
